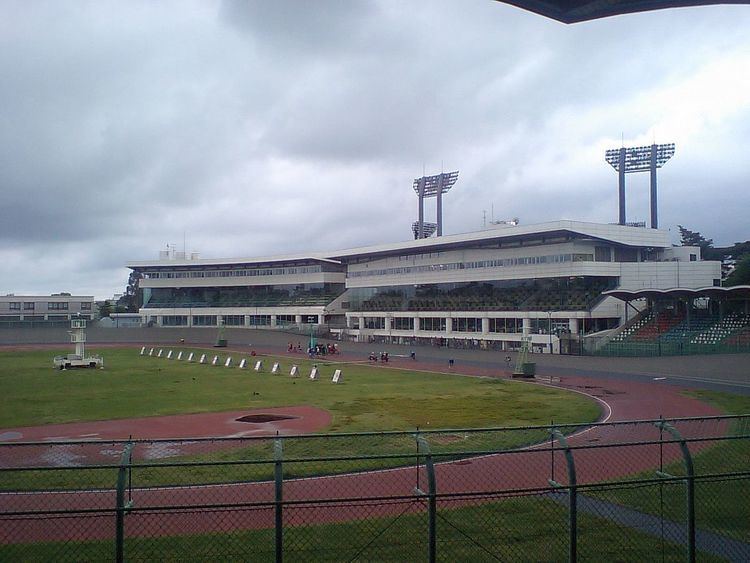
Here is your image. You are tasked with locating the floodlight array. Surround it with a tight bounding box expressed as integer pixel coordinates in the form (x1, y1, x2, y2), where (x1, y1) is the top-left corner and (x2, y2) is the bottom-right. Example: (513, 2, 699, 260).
(412, 171, 460, 197)
(605, 144, 675, 173)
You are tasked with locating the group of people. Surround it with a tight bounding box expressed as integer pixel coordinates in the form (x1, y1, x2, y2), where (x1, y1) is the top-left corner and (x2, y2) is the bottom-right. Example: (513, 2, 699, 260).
(369, 351, 389, 363)
(307, 343, 339, 358)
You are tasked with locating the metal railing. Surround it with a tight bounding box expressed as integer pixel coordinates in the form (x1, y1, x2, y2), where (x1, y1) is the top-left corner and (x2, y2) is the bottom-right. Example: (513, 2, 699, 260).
(1, 415, 748, 561)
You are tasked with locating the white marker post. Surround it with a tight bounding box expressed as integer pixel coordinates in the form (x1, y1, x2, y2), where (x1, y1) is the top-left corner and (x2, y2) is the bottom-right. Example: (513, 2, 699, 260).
(166, 350, 173, 359)
(271, 362, 280, 374)
(239, 358, 247, 369)
(225, 357, 232, 367)
(199, 353, 206, 364)
(254, 360, 263, 372)
(332, 369, 342, 384)
(211, 356, 219, 366)
(140, 346, 146, 355)
(149, 348, 154, 356)
(309, 367, 319, 381)
(187, 352, 195, 362)
(290, 365, 299, 377)
(177, 351, 183, 360)
(157, 349, 163, 358)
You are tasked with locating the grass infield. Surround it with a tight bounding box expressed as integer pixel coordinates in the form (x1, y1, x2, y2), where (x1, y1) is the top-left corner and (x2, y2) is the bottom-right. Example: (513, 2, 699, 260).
(0, 348, 600, 432)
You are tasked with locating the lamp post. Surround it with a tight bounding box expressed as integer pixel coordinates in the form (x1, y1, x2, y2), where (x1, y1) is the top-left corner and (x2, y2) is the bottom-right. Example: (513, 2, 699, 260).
(547, 311, 553, 354)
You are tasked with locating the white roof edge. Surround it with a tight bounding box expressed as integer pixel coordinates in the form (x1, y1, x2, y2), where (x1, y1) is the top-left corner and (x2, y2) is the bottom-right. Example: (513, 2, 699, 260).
(127, 220, 671, 269)
(127, 254, 339, 269)
(2, 295, 95, 299)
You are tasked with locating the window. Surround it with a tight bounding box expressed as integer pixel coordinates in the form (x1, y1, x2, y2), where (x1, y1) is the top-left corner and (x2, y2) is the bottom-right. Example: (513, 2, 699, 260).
(248, 315, 271, 326)
(9, 302, 21, 310)
(690, 254, 697, 262)
(392, 317, 414, 331)
(452, 318, 483, 332)
(23, 302, 34, 310)
(222, 315, 245, 326)
(364, 317, 385, 330)
(48, 302, 69, 310)
(192, 315, 217, 326)
(80, 302, 92, 310)
(420, 317, 446, 331)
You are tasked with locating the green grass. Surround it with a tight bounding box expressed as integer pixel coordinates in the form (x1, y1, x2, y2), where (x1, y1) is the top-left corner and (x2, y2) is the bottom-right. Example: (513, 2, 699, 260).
(0, 495, 721, 562)
(0, 348, 599, 431)
(0, 347, 601, 489)
(591, 390, 750, 544)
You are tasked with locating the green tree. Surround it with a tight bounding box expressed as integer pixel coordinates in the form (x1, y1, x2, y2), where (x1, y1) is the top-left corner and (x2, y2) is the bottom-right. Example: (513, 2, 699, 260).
(678, 225, 719, 259)
(725, 255, 750, 286)
(98, 301, 113, 319)
(117, 271, 142, 312)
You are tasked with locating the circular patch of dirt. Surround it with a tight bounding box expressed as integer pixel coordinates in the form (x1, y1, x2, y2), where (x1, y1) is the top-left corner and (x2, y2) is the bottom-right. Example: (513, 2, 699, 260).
(235, 414, 298, 423)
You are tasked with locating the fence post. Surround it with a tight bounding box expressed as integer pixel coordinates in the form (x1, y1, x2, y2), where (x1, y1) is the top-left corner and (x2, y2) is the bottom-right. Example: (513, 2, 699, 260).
(654, 420, 695, 563)
(115, 441, 134, 563)
(416, 435, 436, 563)
(549, 429, 577, 563)
(274, 437, 284, 563)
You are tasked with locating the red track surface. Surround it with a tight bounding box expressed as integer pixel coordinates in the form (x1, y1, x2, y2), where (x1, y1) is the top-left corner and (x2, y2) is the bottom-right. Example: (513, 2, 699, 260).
(0, 356, 726, 545)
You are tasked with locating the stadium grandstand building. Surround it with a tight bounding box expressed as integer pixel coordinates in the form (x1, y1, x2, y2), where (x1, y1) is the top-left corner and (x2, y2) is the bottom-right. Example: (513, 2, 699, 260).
(0, 294, 95, 327)
(127, 220, 723, 353)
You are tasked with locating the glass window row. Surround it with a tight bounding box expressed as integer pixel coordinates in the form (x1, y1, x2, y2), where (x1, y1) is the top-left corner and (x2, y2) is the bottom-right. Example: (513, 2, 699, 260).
(143, 265, 324, 280)
(350, 253, 594, 278)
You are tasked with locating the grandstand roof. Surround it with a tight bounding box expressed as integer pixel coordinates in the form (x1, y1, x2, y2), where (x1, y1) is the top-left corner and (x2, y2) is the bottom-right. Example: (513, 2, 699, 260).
(326, 220, 671, 261)
(603, 285, 750, 301)
(496, 0, 749, 24)
(127, 221, 671, 269)
(127, 221, 672, 269)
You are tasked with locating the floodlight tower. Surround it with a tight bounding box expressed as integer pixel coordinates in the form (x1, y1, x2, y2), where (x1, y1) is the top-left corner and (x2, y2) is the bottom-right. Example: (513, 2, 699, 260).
(605, 143, 675, 228)
(412, 171, 459, 238)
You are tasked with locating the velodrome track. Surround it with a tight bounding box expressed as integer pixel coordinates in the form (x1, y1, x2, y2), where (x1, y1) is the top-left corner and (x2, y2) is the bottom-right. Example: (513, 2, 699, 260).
(0, 327, 745, 544)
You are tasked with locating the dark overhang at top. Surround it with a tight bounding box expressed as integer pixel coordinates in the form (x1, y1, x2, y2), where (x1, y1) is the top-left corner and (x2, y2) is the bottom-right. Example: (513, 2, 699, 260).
(603, 285, 750, 301)
(496, 0, 748, 23)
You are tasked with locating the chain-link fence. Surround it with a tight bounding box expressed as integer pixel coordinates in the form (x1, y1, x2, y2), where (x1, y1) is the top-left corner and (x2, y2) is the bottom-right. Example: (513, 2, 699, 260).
(1, 415, 748, 561)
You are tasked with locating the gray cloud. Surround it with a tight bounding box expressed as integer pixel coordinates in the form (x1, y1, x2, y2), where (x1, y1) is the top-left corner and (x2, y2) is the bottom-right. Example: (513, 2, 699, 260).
(1, 0, 749, 298)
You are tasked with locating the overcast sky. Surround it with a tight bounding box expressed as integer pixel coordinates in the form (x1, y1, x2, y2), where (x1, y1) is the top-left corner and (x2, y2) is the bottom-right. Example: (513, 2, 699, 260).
(1, 0, 749, 299)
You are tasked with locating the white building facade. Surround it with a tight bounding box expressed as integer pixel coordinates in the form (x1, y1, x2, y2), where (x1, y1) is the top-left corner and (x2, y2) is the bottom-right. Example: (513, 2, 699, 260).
(127, 221, 721, 352)
(0, 294, 96, 324)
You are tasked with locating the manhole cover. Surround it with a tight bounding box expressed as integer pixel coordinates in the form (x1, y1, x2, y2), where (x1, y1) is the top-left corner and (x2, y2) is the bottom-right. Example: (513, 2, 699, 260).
(236, 414, 298, 423)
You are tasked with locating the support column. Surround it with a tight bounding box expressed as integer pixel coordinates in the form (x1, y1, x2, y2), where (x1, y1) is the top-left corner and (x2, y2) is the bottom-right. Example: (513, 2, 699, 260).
(445, 317, 453, 334)
(650, 144, 658, 229)
(618, 147, 626, 225)
(522, 317, 531, 337)
(418, 177, 426, 239)
(358, 316, 365, 330)
(270, 315, 277, 328)
(414, 317, 420, 332)
(317, 314, 324, 325)
(568, 318, 579, 335)
(294, 314, 302, 325)
(384, 316, 392, 331)
(436, 174, 445, 237)
(482, 317, 490, 335)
